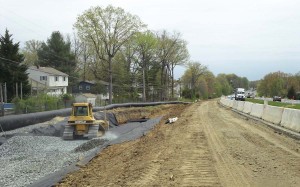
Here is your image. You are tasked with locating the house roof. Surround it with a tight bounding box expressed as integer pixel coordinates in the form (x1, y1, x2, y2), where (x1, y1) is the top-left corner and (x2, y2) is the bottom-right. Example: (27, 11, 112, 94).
(79, 80, 109, 86)
(29, 66, 68, 76)
(81, 80, 96, 84)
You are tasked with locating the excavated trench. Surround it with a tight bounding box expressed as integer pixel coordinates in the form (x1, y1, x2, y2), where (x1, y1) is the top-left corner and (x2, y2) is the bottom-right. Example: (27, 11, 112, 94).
(0, 107, 165, 187)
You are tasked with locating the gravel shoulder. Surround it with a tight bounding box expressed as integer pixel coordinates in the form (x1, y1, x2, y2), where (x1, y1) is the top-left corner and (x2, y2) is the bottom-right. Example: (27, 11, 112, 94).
(57, 100, 300, 187)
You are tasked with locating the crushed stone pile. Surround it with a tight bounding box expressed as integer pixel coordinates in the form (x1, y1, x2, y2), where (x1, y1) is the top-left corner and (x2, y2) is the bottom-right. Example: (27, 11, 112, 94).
(73, 138, 107, 153)
(0, 136, 97, 187)
(0, 115, 162, 187)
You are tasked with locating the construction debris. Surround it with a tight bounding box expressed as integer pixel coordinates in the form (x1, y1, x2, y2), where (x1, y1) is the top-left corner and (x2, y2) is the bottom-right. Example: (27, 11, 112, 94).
(165, 117, 178, 124)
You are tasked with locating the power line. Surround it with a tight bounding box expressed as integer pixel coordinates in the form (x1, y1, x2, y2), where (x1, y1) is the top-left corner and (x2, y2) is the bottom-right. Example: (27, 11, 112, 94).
(0, 56, 21, 64)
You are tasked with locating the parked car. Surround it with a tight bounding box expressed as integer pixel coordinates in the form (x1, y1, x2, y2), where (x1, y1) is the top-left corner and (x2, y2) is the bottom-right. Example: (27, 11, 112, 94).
(273, 96, 281, 102)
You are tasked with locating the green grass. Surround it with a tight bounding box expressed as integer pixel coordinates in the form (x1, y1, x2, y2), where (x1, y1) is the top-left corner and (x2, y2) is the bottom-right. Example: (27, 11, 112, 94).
(245, 98, 300, 110)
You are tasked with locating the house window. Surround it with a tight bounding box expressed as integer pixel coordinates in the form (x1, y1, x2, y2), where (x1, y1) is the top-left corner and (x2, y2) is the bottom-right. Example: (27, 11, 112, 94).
(40, 76, 47, 81)
(86, 85, 90, 90)
(55, 76, 59, 81)
(79, 85, 82, 90)
(63, 76, 66, 81)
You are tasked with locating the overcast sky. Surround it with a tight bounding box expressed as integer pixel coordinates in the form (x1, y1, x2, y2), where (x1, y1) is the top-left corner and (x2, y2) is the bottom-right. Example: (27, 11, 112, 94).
(1, 0, 300, 81)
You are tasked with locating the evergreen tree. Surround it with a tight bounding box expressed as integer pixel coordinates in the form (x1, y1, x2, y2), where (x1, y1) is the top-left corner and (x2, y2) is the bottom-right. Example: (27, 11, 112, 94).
(287, 86, 296, 99)
(0, 29, 30, 101)
(37, 31, 77, 90)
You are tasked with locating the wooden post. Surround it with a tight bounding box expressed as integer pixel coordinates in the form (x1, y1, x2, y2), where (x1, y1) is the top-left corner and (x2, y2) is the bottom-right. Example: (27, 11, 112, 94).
(0, 83, 3, 103)
(20, 82, 23, 100)
(4, 82, 7, 103)
(16, 82, 18, 98)
(0, 83, 4, 116)
(31, 80, 32, 96)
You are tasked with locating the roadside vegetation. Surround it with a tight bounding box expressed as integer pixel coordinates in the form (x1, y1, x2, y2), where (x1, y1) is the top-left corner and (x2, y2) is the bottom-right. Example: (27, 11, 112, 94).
(246, 98, 300, 110)
(257, 71, 300, 100)
(13, 94, 74, 114)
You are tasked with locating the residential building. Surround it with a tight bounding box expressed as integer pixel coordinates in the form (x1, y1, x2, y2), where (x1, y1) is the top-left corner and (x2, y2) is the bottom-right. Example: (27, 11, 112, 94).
(72, 80, 110, 103)
(72, 80, 97, 94)
(75, 93, 97, 106)
(27, 66, 68, 96)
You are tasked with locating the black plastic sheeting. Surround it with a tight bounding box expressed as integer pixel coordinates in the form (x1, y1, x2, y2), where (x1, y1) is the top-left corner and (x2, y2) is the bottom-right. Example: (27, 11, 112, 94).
(94, 112, 119, 127)
(29, 117, 162, 187)
(0, 108, 71, 131)
(0, 111, 119, 146)
(0, 101, 186, 131)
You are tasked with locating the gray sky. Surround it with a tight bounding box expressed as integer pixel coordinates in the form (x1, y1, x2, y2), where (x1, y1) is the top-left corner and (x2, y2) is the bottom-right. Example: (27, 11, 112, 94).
(1, 0, 300, 81)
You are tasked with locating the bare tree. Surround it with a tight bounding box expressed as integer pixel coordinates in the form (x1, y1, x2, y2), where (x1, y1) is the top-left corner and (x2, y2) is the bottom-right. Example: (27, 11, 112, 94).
(22, 40, 42, 66)
(74, 5, 145, 104)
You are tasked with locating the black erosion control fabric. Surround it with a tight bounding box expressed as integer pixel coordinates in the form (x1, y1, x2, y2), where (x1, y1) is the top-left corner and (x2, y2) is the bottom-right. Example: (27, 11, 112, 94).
(29, 117, 162, 187)
(0, 101, 185, 131)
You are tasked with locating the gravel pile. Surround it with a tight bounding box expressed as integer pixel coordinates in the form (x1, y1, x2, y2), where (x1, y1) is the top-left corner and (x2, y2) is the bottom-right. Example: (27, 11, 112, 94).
(73, 138, 107, 153)
(0, 135, 95, 187)
(0, 115, 161, 187)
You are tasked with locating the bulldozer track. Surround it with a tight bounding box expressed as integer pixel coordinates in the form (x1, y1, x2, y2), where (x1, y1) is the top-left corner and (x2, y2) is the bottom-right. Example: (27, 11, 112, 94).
(87, 124, 99, 139)
(62, 125, 74, 140)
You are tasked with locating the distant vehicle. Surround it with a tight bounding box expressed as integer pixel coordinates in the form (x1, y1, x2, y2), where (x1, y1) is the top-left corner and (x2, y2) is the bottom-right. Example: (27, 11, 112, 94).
(273, 96, 281, 102)
(235, 88, 245, 101)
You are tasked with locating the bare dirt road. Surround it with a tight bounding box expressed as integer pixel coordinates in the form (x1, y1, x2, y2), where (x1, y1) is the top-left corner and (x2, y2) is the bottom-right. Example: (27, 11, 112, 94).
(58, 100, 300, 187)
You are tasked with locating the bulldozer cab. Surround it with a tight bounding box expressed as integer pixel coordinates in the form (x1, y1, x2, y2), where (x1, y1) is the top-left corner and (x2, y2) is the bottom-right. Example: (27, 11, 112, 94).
(72, 103, 93, 117)
(74, 106, 88, 116)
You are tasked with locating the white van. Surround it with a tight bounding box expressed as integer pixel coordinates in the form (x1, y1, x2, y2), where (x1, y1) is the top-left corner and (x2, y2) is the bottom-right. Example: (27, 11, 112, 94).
(235, 88, 245, 101)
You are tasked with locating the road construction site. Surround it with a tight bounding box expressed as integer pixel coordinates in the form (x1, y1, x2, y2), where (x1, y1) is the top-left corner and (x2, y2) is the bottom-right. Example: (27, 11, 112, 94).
(1, 100, 300, 187)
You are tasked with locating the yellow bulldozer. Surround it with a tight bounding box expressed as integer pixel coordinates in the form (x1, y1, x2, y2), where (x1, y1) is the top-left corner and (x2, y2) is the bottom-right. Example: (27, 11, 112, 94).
(63, 103, 108, 140)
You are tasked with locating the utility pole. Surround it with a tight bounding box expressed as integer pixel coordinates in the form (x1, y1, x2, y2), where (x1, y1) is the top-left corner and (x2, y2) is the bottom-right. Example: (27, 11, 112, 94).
(30, 80, 32, 96)
(0, 83, 3, 102)
(0, 83, 4, 116)
(20, 82, 23, 100)
(4, 82, 7, 103)
(16, 82, 18, 98)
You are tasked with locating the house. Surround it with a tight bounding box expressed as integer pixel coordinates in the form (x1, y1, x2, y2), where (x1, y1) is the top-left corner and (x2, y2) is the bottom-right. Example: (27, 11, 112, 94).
(72, 80, 97, 94)
(75, 93, 97, 106)
(72, 80, 110, 100)
(27, 66, 68, 96)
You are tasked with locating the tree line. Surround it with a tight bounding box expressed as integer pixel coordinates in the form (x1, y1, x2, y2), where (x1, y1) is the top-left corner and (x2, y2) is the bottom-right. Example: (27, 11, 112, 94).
(180, 62, 249, 99)
(21, 5, 249, 102)
(19, 5, 191, 103)
(257, 71, 300, 99)
(1, 5, 299, 104)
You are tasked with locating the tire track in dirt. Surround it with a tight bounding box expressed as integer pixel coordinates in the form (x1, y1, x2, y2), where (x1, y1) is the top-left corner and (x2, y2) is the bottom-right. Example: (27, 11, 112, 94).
(129, 103, 221, 187)
(200, 102, 251, 186)
(178, 130, 221, 186)
(202, 100, 300, 187)
(126, 151, 163, 186)
(170, 103, 221, 187)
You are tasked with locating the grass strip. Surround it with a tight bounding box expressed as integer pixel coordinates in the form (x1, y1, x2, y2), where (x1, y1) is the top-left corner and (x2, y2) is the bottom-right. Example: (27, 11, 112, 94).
(246, 98, 300, 110)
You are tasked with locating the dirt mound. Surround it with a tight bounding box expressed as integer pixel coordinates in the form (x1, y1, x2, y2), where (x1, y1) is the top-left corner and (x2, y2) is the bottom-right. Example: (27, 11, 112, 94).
(112, 104, 183, 124)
